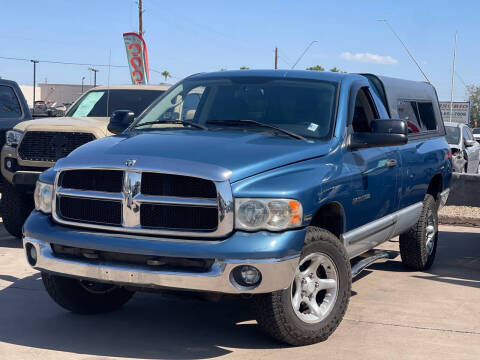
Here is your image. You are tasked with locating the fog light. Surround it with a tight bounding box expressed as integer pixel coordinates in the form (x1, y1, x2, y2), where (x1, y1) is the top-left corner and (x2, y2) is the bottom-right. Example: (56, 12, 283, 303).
(230, 265, 262, 290)
(6, 159, 12, 169)
(25, 243, 37, 266)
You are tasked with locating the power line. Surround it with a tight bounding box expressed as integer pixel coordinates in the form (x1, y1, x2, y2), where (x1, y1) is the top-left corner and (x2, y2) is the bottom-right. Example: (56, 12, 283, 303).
(0, 55, 174, 79)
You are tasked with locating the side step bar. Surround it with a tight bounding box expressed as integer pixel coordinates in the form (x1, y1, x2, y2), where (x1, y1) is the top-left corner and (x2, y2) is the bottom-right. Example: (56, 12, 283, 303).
(351, 249, 397, 278)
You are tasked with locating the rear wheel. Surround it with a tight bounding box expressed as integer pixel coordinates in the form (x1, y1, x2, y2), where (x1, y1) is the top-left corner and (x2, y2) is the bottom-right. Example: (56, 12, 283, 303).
(2, 183, 34, 238)
(253, 227, 351, 346)
(42, 272, 134, 314)
(399, 194, 438, 270)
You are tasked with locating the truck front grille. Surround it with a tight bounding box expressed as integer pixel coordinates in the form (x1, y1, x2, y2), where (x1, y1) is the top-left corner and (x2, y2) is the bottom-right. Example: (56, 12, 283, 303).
(18, 131, 96, 162)
(59, 169, 123, 192)
(58, 196, 122, 226)
(53, 168, 233, 238)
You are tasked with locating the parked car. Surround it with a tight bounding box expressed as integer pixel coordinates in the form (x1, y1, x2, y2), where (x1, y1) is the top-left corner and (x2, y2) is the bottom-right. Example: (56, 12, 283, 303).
(1, 84, 169, 237)
(0, 79, 32, 190)
(444, 122, 480, 173)
(472, 127, 480, 142)
(23, 70, 451, 346)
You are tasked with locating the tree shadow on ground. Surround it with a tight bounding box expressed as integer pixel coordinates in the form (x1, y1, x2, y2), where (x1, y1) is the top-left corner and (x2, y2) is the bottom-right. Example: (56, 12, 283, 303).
(0, 273, 287, 360)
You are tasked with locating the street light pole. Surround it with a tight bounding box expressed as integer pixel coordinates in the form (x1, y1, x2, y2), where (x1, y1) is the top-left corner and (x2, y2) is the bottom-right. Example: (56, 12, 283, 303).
(81, 76, 85, 93)
(449, 30, 458, 123)
(291, 40, 319, 69)
(88, 67, 99, 87)
(31, 60, 39, 117)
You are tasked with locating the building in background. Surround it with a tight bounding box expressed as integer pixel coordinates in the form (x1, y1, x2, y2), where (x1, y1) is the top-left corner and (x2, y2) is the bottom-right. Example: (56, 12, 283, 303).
(19, 83, 96, 108)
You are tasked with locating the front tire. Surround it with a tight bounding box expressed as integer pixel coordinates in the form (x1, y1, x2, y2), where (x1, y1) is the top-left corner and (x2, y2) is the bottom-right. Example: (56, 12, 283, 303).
(253, 227, 351, 346)
(2, 183, 34, 238)
(399, 194, 438, 270)
(42, 272, 134, 314)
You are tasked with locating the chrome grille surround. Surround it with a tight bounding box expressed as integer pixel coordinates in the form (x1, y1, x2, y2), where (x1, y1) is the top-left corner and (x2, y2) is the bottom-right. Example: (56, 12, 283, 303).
(52, 167, 234, 238)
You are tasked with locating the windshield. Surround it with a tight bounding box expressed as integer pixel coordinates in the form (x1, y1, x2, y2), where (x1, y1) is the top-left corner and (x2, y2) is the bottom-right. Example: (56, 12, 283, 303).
(445, 126, 460, 145)
(133, 77, 338, 140)
(473, 128, 480, 134)
(66, 89, 165, 118)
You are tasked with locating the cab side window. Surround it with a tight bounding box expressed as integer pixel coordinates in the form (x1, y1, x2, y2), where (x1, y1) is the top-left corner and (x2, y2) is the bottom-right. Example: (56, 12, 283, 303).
(462, 126, 473, 143)
(0, 85, 22, 119)
(352, 87, 379, 133)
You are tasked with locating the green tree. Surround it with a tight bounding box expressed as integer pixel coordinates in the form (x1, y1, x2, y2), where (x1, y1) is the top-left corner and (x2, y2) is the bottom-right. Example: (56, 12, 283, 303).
(240, 65, 250, 70)
(219, 68, 227, 71)
(467, 85, 480, 127)
(330, 67, 341, 72)
(306, 65, 325, 71)
(161, 70, 171, 82)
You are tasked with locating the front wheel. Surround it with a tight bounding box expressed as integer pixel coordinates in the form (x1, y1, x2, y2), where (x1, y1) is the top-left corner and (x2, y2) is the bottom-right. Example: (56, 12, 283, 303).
(253, 227, 351, 346)
(2, 183, 34, 238)
(42, 272, 134, 314)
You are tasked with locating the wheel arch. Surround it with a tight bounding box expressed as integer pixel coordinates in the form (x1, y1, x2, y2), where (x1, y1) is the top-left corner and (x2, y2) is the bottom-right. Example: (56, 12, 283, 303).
(309, 201, 346, 239)
(426, 173, 443, 203)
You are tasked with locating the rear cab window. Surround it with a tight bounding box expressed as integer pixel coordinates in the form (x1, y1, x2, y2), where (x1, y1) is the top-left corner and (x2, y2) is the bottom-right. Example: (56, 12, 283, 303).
(397, 100, 438, 135)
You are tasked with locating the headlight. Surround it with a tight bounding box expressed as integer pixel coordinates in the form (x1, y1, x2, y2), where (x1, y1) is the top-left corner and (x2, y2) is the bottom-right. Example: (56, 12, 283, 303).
(235, 198, 303, 231)
(34, 181, 54, 214)
(6, 130, 22, 147)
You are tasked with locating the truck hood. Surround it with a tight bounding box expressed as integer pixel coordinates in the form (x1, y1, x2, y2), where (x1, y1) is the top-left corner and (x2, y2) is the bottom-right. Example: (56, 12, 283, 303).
(14, 116, 110, 138)
(57, 130, 333, 182)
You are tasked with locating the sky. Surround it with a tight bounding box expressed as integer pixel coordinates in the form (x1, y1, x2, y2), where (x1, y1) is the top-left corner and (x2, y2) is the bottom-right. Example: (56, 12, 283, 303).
(0, 0, 478, 101)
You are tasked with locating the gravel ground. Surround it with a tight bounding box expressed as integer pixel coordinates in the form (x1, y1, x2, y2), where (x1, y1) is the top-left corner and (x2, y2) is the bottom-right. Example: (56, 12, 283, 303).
(439, 205, 480, 227)
(439, 205, 480, 218)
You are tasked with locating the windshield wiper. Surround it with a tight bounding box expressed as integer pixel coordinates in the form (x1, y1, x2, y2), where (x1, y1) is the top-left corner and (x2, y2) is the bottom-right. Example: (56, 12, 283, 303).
(134, 120, 207, 130)
(206, 119, 307, 141)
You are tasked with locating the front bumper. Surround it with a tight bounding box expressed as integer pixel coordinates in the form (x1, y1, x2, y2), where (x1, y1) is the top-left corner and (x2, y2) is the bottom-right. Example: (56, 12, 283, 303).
(23, 212, 305, 294)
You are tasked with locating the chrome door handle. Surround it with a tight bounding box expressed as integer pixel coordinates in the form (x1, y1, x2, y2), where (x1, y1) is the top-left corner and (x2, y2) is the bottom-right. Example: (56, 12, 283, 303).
(386, 159, 397, 168)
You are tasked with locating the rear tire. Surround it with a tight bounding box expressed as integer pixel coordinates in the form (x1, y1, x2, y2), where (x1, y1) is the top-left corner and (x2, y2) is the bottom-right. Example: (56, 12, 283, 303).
(399, 194, 438, 270)
(253, 227, 351, 346)
(2, 183, 34, 238)
(42, 272, 134, 314)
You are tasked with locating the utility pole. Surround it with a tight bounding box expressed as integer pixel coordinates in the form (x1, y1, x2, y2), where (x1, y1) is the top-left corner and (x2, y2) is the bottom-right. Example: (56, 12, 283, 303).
(81, 76, 85, 93)
(88, 67, 99, 87)
(449, 30, 458, 123)
(31, 60, 39, 117)
(274, 47, 278, 69)
(138, 0, 143, 36)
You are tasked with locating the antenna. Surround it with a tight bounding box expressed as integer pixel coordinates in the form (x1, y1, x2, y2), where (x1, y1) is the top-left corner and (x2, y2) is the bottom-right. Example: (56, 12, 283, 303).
(106, 49, 111, 117)
(291, 40, 319, 69)
(449, 30, 458, 122)
(378, 19, 431, 83)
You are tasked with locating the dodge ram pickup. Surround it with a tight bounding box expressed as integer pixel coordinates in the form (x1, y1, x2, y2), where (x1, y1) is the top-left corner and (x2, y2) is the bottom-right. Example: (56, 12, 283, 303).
(23, 70, 451, 345)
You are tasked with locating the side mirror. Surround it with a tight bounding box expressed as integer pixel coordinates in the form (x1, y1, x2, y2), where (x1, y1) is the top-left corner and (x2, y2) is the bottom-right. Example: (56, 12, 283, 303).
(350, 119, 408, 149)
(107, 110, 135, 134)
(465, 139, 476, 147)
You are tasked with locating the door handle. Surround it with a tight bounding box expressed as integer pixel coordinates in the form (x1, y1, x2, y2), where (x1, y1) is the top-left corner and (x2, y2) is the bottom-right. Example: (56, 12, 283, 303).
(386, 159, 397, 168)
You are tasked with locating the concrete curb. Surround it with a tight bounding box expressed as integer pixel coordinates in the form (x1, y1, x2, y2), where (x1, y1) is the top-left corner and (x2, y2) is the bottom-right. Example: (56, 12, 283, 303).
(439, 214, 480, 228)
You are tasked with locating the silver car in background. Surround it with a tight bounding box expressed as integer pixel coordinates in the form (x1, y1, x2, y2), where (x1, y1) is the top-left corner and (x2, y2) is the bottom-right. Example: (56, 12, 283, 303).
(473, 127, 480, 143)
(444, 121, 480, 173)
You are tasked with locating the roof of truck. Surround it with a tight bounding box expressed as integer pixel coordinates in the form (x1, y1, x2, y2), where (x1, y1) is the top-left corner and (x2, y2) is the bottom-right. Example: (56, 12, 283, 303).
(90, 84, 171, 91)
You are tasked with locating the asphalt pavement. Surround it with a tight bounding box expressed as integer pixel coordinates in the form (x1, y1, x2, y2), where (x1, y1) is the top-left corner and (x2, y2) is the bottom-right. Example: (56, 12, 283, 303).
(0, 223, 478, 360)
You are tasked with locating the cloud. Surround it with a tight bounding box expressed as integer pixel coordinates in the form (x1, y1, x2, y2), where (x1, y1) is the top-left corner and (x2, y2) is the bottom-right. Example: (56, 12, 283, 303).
(340, 52, 398, 65)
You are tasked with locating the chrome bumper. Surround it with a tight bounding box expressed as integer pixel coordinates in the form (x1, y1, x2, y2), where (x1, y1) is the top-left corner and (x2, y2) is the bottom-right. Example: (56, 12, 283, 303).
(24, 237, 299, 294)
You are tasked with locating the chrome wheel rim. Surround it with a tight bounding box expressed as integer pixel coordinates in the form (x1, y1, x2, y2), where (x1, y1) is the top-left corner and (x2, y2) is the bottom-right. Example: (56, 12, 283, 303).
(290, 252, 339, 324)
(425, 209, 436, 256)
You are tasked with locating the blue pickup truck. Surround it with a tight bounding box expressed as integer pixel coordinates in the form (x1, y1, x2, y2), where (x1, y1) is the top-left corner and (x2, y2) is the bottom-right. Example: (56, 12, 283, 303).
(24, 70, 451, 345)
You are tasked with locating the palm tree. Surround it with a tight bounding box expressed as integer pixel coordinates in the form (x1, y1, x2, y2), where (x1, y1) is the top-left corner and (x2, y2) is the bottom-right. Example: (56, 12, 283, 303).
(161, 70, 171, 82)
